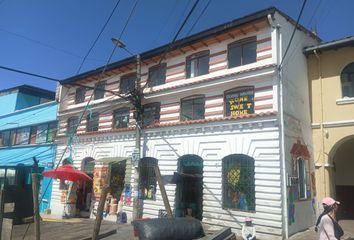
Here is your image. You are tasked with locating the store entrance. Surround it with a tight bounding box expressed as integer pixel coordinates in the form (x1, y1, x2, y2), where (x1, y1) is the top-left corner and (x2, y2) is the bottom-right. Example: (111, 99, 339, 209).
(175, 155, 203, 220)
(76, 157, 94, 217)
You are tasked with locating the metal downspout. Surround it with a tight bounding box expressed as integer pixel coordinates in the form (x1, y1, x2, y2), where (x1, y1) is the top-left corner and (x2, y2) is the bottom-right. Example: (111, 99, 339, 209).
(268, 13, 289, 239)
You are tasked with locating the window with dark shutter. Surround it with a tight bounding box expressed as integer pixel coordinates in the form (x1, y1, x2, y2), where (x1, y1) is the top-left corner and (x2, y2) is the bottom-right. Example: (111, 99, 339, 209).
(94, 81, 106, 100)
(228, 38, 256, 68)
(120, 74, 136, 94)
(75, 87, 86, 104)
(143, 103, 160, 127)
(86, 112, 99, 132)
(181, 95, 205, 121)
(67, 116, 79, 135)
(222, 154, 255, 211)
(341, 62, 354, 98)
(113, 108, 130, 129)
(148, 64, 166, 87)
(186, 51, 209, 78)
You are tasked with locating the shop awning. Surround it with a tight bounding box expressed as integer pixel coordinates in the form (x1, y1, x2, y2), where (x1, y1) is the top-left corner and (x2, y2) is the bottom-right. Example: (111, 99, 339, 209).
(96, 157, 131, 165)
(0, 145, 55, 167)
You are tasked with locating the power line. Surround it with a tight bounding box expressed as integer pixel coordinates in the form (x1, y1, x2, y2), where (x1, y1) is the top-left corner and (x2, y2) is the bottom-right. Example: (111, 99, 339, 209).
(0, 28, 106, 63)
(279, 0, 307, 69)
(184, 0, 212, 37)
(0, 65, 59, 82)
(76, 0, 122, 74)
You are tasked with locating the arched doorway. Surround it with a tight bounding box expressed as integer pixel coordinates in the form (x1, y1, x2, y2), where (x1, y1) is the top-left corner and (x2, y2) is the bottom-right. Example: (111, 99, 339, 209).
(76, 157, 94, 217)
(332, 137, 354, 219)
(175, 155, 203, 220)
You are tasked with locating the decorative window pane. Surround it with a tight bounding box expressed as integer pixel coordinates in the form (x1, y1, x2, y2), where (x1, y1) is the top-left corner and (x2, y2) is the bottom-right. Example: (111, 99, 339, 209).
(67, 117, 79, 135)
(222, 154, 255, 211)
(36, 124, 48, 144)
(47, 122, 57, 143)
(113, 108, 130, 129)
(228, 38, 256, 68)
(14, 127, 30, 145)
(143, 103, 160, 127)
(297, 157, 308, 199)
(120, 74, 136, 94)
(225, 86, 254, 117)
(94, 81, 106, 100)
(186, 51, 209, 78)
(75, 87, 86, 104)
(87, 112, 99, 132)
(341, 62, 354, 98)
(148, 64, 166, 87)
(139, 158, 158, 200)
(181, 96, 205, 121)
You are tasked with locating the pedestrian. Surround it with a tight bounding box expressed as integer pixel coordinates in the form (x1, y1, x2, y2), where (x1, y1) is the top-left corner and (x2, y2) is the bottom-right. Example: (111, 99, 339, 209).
(242, 217, 256, 240)
(318, 197, 344, 240)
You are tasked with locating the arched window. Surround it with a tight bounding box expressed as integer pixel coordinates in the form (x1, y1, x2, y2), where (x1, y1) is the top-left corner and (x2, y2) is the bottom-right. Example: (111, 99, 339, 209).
(341, 62, 354, 98)
(222, 154, 255, 211)
(139, 157, 158, 200)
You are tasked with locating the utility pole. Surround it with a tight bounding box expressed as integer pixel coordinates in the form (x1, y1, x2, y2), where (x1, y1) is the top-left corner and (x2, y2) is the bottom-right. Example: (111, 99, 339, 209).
(132, 54, 142, 220)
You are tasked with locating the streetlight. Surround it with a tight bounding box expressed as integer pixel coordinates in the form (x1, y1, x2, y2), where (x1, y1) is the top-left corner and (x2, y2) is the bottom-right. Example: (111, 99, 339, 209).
(111, 38, 142, 220)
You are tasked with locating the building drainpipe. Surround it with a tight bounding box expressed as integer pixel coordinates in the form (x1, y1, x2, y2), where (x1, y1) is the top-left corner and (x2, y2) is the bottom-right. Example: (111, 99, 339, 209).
(268, 14, 289, 239)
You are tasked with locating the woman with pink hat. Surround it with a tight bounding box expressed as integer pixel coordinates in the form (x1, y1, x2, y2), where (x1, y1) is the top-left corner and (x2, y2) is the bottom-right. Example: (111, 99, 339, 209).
(318, 197, 344, 240)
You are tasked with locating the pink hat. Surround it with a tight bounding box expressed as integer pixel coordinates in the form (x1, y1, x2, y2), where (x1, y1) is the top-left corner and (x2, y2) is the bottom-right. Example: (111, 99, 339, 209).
(322, 197, 340, 206)
(245, 217, 252, 222)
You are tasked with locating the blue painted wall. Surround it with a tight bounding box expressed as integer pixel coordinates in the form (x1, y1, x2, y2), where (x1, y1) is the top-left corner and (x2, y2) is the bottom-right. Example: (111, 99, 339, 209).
(15, 93, 40, 111)
(0, 92, 18, 115)
(0, 92, 57, 212)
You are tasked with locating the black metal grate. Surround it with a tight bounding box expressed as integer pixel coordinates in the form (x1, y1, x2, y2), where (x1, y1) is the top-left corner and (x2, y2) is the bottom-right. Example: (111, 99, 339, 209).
(139, 157, 158, 200)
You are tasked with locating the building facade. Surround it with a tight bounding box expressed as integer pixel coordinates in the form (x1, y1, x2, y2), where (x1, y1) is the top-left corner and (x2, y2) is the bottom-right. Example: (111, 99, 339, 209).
(53, 8, 318, 239)
(305, 37, 354, 220)
(0, 85, 57, 212)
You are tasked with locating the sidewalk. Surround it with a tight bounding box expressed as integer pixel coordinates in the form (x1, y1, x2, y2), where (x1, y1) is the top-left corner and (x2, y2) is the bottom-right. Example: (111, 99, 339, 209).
(289, 220, 354, 240)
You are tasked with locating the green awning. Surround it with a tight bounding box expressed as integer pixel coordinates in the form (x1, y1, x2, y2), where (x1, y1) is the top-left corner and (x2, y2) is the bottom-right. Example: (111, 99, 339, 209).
(96, 157, 131, 165)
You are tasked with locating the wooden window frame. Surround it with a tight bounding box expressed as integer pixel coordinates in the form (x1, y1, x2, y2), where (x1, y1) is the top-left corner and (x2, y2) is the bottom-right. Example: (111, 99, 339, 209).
(340, 62, 354, 98)
(120, 73, 137, 94)
(86, 112, 100, 132)
(75, 87, 86, 104)
(67, 116, 79, 135)
(94, 81, 106, 100)
(180, 95, 205, 121)
(186, 50, 210, 78)
(148, 63, 166, 87)
(227, 37, 257, 69)
(142, 102, 160, 127)
(113, 108, 130, 129)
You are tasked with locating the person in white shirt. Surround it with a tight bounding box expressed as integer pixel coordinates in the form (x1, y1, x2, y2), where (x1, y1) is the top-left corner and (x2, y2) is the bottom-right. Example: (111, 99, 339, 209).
(242, 217, 256, 240)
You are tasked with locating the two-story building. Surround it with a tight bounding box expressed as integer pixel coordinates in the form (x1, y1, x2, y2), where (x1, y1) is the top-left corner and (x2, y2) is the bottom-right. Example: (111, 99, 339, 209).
(305, 37, 354, 220)
(53, 7, 318, 239)
(0, 85, 57, 212)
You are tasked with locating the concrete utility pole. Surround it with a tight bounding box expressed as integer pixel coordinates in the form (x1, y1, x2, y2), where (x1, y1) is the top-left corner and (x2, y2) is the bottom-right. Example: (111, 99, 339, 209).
(132, 54, 142, 220)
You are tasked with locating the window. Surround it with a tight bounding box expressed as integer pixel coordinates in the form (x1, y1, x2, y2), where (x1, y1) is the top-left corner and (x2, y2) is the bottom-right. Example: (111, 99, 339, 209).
(47, 122, 57, 142)
(181, 96, 205, 121)
(120, 74, 136, 94)
(75, 87, 86, 104)
(186, 51, 209, 78)
(139, 157, 158, 200)
(1, 131, 12, 146)
(94, 81, 106, 100)
(113, 108, 130, 129)
(148, 64, 166, 87)
(228, 38, 256, 68)
(143, 103, 160, 127)
(341, 62, 354, 98)
(297, 157, 308, 199)
(222, 154, 255, 211)
(35, 124, 48, 144)
(14, 127, 30, 145)
(86, 112, 99, 132)
(225, 86, 254, 117)
(67, 117, 79, 135)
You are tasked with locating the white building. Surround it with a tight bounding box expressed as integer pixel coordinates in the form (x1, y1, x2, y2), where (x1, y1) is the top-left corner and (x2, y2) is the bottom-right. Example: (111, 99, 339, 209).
(52, 7, 318, 239)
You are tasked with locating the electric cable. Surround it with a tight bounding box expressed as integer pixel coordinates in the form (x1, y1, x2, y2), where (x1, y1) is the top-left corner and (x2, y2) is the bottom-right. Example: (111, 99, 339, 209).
(279, 0, 307, 69)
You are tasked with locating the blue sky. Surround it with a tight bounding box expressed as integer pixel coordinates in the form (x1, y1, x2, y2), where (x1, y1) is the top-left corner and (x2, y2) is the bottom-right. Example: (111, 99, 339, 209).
(0, 0, 352, 92)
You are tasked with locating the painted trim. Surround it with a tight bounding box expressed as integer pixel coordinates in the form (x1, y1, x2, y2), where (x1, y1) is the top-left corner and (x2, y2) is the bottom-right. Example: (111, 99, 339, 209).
(336, 97, 354, 105)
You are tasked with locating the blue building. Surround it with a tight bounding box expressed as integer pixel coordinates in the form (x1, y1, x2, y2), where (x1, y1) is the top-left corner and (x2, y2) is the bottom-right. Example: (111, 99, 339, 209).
(0, 85, 57, 212)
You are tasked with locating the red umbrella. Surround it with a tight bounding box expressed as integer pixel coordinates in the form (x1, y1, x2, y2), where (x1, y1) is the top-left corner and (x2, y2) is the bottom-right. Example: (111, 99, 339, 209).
(42, 164, 92, 182)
